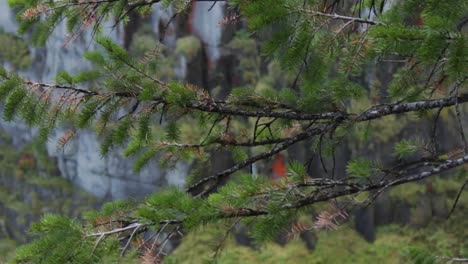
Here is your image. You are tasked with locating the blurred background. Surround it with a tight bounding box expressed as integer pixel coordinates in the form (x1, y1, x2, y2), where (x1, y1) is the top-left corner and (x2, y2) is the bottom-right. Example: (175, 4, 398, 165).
(0, 1, 466, 263)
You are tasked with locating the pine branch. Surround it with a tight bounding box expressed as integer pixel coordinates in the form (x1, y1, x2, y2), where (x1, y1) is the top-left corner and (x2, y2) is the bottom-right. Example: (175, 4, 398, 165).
(18, 80, 468, 121)
(219, 155, 468, 217)
(93, 155, 468, 242)
(447, 179, 468, 219)
(288, 155, 468, 209)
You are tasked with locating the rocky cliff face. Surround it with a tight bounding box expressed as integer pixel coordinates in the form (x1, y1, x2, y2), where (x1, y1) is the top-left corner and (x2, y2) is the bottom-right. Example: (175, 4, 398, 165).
(0, 1, 226, 199)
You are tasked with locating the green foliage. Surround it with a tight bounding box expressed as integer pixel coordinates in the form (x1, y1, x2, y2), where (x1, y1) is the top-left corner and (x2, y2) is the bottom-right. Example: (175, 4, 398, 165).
(14, 215, 80, 263)
(101, 199, 135, 217)
(165, 122, 181, 141)
(346, 158, 374, 178)
(137, 114, 152, 141)
(250, 210, 293, 244)
(55, 71, 73, 85)
(72, 70, 102, 84)
(230, 146, 248, 163)
(83, 51, 107, 67)
(123, 139, 143, 157)
(13, 214, 122, 264)
(393, 139, 418, 159)
(0, 76, 20, 100)
(97, 36, 130, 64)
(447, 36, 468, 80)
(77, 99, 101, 128)
(138, 187, 207, 229)
(133, 147, 158, 172)
(18, 96, 45, 126)
(166, 81, 196, 106)
(100, 132, 114, 156)
(287, 160, 307, 181)
(112, 116, 132, 145)
(402, 247, 436, 264)
(3, 87, 26, 121)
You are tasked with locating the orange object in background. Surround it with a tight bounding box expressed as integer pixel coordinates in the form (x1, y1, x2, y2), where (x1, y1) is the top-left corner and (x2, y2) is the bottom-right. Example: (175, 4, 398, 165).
(272, 154, 287, 179)
(416, 17, 424, 26)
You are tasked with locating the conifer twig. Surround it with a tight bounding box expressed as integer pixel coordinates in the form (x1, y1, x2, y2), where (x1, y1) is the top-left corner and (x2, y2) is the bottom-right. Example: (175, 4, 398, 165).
(298, 9, 384, 25)
(447, 179, 468, 219)
(87, 222, 143, 237)
(91, 234, 105, 257)
(120, 223, 141, 256)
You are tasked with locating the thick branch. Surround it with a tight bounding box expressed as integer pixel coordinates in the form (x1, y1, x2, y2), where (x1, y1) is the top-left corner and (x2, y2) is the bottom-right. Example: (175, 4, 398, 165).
(355, 94, 468, 121)
(21, 79, 468, 121)
(161, 137, 290, 148)
(191, 103, 344, 120)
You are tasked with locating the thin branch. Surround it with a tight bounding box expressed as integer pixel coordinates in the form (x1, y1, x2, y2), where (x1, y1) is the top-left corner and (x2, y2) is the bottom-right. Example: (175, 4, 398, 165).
(160, 13, 178, 42)
(121, 223, 141, 256)
(447, 179, 468, 219)
(299, 9, 384, 25)
(431, 107, 444, 155)
(212, 219, 240, 260)
(90, 234, 105, 257)
(318, 134, 329, 176)
(156, 225, 180, 257)
(86, 219, 180, 237)
(87, 222, 143, 237)
(24, 81, 98, 96)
